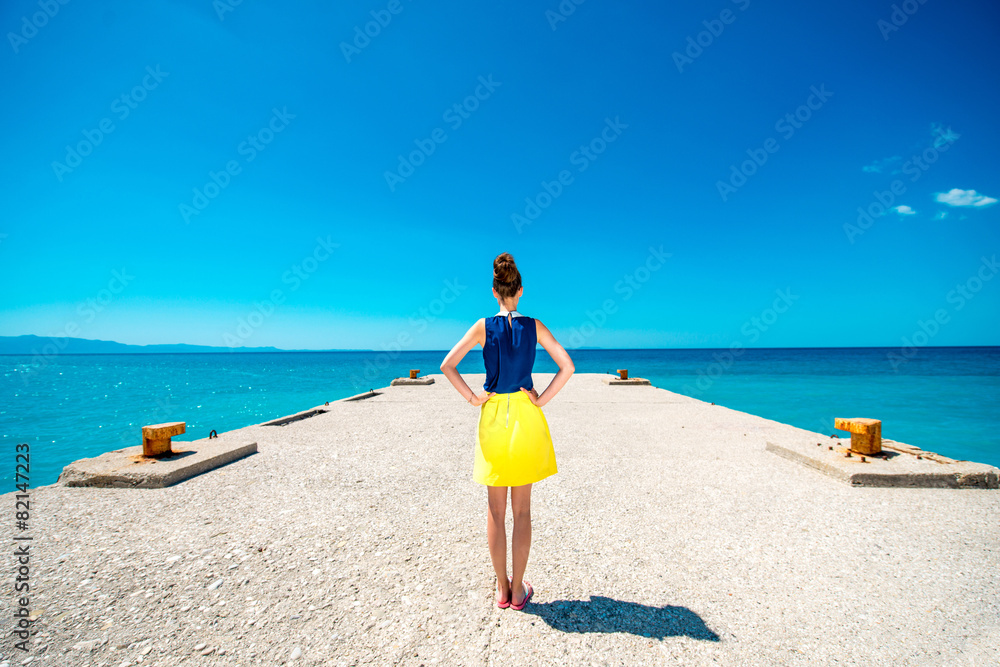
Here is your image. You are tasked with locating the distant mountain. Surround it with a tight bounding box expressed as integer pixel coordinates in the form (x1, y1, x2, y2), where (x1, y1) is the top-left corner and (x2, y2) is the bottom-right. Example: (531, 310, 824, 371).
(0, 335, 287, 355)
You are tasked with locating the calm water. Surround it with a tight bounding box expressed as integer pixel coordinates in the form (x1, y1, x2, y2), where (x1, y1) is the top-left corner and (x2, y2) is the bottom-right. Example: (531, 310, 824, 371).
(2, 347, 998, 487)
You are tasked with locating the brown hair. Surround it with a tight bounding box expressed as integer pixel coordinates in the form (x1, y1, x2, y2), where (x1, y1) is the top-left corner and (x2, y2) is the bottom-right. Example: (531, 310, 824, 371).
(493, 252, 522, 299)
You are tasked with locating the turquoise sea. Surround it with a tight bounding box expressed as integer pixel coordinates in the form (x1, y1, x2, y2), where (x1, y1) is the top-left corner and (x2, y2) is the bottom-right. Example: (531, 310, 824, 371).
(2, 347, 998, 487)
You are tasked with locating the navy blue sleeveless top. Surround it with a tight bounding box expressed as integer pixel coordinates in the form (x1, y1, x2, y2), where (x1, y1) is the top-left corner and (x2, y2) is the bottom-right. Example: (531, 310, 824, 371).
(483, 313, 536, 393)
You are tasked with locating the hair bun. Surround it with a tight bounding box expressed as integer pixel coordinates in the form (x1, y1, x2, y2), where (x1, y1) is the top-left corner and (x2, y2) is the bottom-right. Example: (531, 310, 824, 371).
(492, 252, 522, 297)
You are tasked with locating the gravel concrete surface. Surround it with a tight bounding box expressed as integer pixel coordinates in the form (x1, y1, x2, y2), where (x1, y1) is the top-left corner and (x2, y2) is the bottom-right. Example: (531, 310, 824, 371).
(2, 373, 998, 667)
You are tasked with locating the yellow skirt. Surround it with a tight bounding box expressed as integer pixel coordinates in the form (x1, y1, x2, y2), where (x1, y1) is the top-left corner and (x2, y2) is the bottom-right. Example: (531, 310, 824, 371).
(474, 391, 557, 487)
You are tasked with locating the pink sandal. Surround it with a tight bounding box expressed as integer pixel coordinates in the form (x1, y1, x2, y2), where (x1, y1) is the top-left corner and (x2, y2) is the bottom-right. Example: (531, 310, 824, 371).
(496, 577, 512, 608)
(510, 581, 533, 610)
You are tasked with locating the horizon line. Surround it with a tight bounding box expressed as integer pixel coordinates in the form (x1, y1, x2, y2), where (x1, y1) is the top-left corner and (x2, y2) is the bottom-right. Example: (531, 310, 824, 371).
(2, 345, 999, 357)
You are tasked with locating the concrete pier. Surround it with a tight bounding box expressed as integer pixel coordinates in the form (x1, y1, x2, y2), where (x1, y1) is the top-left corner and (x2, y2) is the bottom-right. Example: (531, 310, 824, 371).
(4, 374, 998, 666)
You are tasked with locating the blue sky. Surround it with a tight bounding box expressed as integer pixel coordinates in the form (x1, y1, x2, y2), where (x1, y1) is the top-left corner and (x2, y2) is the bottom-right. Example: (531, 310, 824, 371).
(1, 0, 997, 350)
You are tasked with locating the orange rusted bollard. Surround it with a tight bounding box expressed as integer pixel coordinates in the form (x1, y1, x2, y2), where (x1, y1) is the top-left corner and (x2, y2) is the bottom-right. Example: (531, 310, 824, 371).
(834, 418, 882, 455)
(142, 422, 185, 457)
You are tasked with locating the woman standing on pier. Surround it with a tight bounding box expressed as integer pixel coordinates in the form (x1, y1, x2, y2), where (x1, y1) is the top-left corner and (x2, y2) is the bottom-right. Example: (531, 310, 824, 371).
(440, 252, 575, 610)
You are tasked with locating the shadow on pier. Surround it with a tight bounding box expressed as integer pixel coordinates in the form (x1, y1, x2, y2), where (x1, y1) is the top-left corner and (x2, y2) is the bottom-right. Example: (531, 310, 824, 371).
(522, 596, 720, 641)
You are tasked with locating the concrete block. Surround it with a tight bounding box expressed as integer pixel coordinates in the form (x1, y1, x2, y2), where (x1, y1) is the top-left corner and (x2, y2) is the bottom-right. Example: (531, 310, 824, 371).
(262, 408, 328, 426)
(58, 436, 257, 489)
(602, 375, 651, 385)
(766, 438, 999, 489)
(390, 377, 435, 386)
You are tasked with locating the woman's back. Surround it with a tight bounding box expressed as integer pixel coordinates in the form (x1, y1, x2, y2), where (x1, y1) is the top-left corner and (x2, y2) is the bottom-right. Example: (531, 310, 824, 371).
(438, 250, 574, 610)
(483, 311, 536, 394)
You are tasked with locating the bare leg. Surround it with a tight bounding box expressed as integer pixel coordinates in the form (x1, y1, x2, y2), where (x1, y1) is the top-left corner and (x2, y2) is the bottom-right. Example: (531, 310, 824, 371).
(487, 485, 510, 601)
(510, 483, 532, 605)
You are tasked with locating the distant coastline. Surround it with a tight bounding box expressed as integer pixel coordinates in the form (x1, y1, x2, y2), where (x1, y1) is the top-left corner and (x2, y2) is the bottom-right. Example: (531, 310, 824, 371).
(0, 334, 289, 355)
(0, 334, 996, 355)
(0, 334, 604, 355)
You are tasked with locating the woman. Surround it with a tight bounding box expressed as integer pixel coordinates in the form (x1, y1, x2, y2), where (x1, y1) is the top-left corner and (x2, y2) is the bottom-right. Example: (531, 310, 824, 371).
(440, 252, 575, 610)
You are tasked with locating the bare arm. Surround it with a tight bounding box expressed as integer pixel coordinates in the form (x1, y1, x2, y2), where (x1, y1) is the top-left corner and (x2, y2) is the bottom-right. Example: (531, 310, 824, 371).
(523, 319, 574, 408)
(440, 318, 495, 406)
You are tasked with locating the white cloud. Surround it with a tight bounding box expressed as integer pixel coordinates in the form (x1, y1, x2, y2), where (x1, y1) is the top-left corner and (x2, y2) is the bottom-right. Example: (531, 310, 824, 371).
(893, 205, 916, 216)
(934, 188, 998, 207)
(933, 211, 948, 220)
